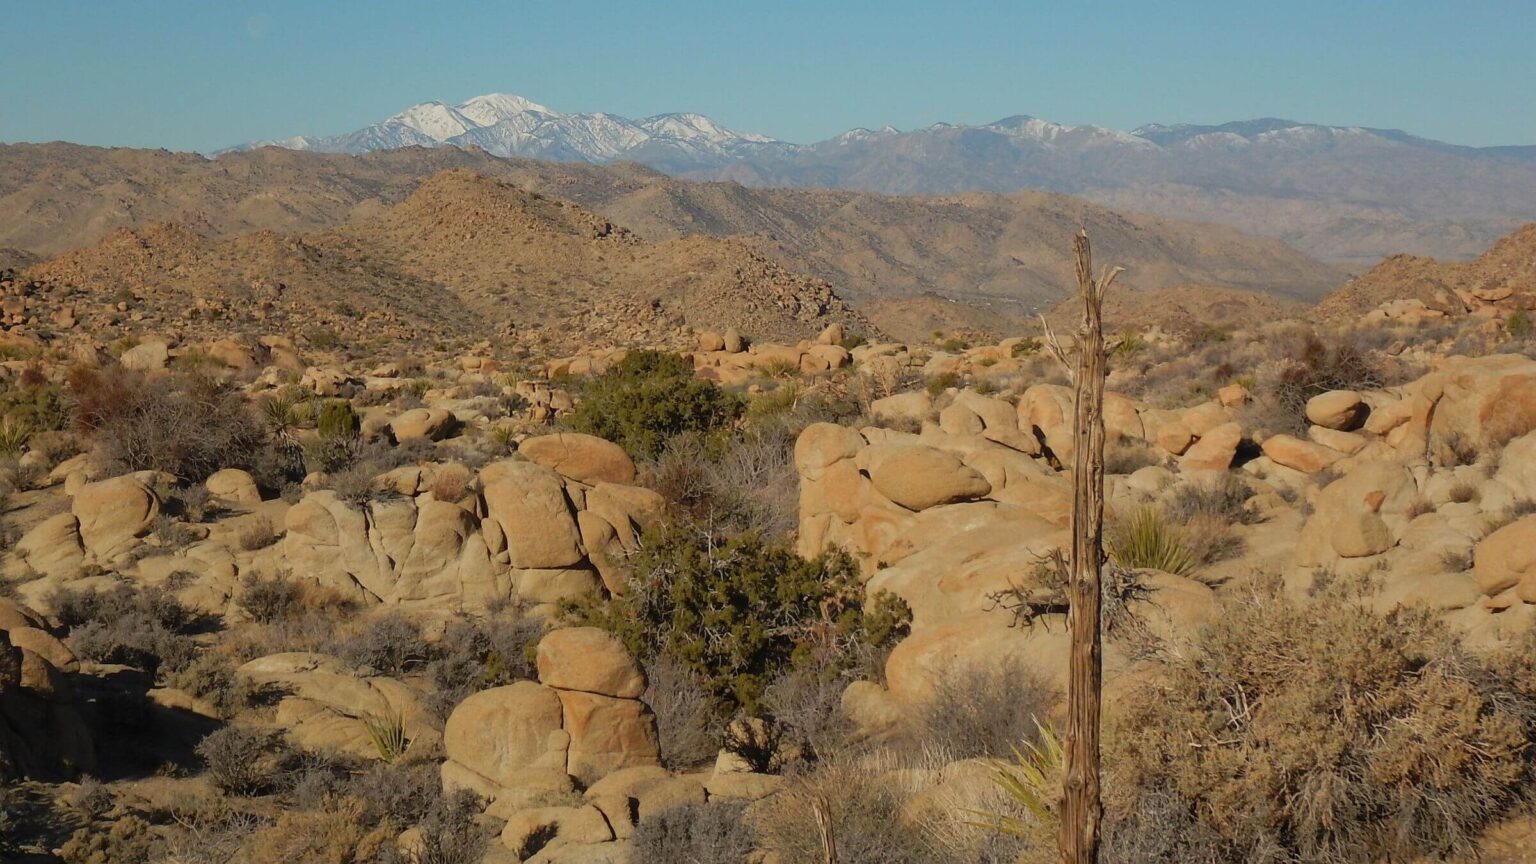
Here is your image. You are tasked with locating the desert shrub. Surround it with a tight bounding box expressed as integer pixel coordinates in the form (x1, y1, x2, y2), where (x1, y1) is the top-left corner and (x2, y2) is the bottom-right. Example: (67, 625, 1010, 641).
(424, 616, 542, 720)
(426, 464, 472, 503)
(938, 337, 970, 353)
(751, 760, 936, 864)
(1448, 480, 1480, 503)
(838, 333, 868, 351)
(566, 350, 744, 458)
(325, 463, 384, 504)
(58, 813, 163, 864)
(167, 652, 249, 718)
(567, 526, 911, 714)
(237, 516, 281, 551)
(244, 799, 393, 864)
(395, 790, 488, 864)
(347, 761, 443, 827)
(0, 375, 69, 433)
(196, 726, 297, 796)
(904, 662, 1058, 760)
(1104, 439, 1160, 475)
(303, 434, 362, 475)
(69, 776, 115, 821)
(1251, 328, 1387, 435)
(763, 666, 854, 762)
(1164, 473, 1259, 525)
(237, 571, 303, 623)
(69, 365, 266, 481)
(643, 657, 725, 771)
(331, 613, 432, 676)
(631, 801, 756, 864)
(316, 399, 360, 439)
(1508, 308, 1534, 341)
(51, 583, 202, 677)
(1107, 508, 1196, 576)
(1107, 576, 1536, 864)
(926, 371, 960, 396)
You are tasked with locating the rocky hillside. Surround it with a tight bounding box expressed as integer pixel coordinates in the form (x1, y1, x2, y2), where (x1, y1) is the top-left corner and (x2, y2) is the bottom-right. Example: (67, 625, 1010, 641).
(0, 144, 1345, 316)
(1316, 222, 1536, 323)
(18, 170, 872, 353)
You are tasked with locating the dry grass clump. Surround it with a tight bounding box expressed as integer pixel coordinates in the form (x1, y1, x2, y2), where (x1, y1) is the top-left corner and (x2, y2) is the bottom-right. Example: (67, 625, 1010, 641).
(1106, 575, 1536, 864)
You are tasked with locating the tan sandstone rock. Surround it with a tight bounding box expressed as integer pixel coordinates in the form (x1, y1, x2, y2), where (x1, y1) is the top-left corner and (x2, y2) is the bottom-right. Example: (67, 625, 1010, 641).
(536, 628, 645, 699)
(519, 433, 636, 485)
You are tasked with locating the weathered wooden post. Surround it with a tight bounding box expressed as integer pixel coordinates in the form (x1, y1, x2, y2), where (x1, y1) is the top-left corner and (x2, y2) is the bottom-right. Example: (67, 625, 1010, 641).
(1043, 229, 1121, 864)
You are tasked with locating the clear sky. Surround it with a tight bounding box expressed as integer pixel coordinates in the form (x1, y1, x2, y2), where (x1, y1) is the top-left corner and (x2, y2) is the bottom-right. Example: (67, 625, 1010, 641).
(3, 0, 1531, 152)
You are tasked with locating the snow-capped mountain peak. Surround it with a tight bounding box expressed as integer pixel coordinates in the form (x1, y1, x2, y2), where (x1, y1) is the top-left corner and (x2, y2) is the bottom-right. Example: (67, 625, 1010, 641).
(389, 101, 478, 142)
(456, 93, 555, 126)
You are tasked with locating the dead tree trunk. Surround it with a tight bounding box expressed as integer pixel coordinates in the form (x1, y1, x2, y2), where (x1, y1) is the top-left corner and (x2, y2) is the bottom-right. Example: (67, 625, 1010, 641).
(1044, 230, 1121, 864)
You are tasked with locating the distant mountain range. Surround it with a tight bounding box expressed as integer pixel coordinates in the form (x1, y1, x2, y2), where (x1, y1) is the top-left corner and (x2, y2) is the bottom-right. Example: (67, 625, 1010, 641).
(224, 94, 1536, 264)
(223, 93, 793, 174)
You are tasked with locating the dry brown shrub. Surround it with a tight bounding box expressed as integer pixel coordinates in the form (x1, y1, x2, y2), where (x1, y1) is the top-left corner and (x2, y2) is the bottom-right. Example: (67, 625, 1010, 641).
(68, 364, 266, 481)
(1107, 574, 1536, 864)
(237, 516, 281, 551)
(242, 798, 391, 864)
(427, 465, 473, 503)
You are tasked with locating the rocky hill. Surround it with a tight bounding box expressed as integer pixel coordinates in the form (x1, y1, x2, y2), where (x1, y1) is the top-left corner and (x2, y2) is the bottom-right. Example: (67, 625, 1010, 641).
(1316, 223, 1536, 323)
(0, 143, 1345, 319)
(20, 170, 871, 353)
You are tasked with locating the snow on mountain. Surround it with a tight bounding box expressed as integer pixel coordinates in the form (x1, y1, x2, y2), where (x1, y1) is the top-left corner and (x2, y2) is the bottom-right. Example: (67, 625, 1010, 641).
(455, 93, 553, 127)
(222, 95, 1452, 182)
(222, 92, 795, 169)
(389, 101, 479, 141)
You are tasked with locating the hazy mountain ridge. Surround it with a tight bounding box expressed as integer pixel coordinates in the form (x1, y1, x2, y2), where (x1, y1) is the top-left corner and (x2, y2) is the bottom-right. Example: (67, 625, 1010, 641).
(217, 94, 1536, 264)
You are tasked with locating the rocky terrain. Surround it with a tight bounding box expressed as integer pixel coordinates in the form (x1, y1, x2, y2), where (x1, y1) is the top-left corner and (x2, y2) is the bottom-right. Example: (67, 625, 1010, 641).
(12, 170, 871, 355)
(2, 137, 1536, 864)
(0, 143, 1344, 331)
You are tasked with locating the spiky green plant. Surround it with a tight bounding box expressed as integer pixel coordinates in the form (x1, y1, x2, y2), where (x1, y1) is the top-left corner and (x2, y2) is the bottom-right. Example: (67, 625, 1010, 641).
(260, 395, 299, 434)
(968, 718, 1063, 840)
(1107, 506, 1196, 576)
(362, 709, 410, 763)
(0, 415, 32, 456)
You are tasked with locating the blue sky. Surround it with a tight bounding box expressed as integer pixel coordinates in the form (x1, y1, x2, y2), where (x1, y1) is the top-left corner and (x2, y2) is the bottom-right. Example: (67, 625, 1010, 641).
(3, 0, 1530, 151)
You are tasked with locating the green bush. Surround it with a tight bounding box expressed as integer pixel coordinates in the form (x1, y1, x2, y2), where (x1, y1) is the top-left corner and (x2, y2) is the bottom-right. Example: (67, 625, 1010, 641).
(566, 527, 910, 714)
(0, 375, 69, 434)
(1107, 576, 1536, 864)
(566, 351, 743, 458)
(1508, 308, 1533, 340)
(316, 399, 360, 439)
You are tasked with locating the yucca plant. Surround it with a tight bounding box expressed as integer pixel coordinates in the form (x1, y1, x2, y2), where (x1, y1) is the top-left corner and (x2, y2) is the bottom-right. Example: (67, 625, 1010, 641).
(260, 395, 299, 434)
(1107, 506, 1196, 576)
(489, 424, 518, 452)
(362, 709, 411, 763)
(968, 718, 1063, 841)
(0, 415, 32, 456)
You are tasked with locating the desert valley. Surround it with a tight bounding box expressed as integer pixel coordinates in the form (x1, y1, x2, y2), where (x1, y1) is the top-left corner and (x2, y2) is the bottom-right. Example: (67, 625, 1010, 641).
(4, 17, 1536, 864)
